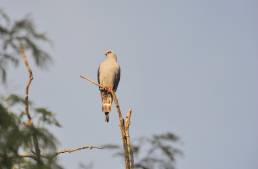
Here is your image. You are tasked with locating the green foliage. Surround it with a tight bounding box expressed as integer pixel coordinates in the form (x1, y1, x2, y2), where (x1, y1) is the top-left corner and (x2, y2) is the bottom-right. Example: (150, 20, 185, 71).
(0, 95, 62, 169)
(34, 108, 61, 127)
(105, 132, 182, 169)
(4, 94, 28, 106)
(0, 10, 63, 169)
(0, 9, 52, 83)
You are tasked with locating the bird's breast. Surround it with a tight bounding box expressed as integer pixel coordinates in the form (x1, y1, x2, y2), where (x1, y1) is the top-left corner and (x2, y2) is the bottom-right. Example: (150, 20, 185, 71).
(99, 61, 119, 87)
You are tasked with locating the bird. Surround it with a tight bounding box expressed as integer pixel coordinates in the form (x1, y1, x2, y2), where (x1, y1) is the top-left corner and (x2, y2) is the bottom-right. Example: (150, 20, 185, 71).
(97, 50, 120, 122)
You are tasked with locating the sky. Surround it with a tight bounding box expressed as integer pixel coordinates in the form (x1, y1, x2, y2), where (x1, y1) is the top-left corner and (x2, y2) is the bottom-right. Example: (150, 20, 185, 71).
(1, 0, 258, 169)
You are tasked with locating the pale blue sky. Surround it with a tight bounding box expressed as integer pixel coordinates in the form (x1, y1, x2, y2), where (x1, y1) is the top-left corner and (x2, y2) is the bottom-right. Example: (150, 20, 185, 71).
(1, 0, 258, 169)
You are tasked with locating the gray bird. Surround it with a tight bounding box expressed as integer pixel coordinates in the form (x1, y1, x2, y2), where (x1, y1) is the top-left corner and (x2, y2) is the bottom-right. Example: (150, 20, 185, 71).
(97, 50, 120, 122)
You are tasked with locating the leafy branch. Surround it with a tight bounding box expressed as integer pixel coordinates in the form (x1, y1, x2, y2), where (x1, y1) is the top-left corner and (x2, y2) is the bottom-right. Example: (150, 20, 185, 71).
(0, 9, 51, 83)
(14, 49, 102, 168)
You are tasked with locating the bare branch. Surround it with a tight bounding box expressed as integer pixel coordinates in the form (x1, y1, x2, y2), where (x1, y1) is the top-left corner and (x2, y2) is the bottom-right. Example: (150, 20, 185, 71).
(19, 145, 103, 159)
(125, 109, 132, 131)
(112, 92, 131, 169)
(80, 75, 103, 88)
(19, 47, 42, 164)
(125, 109, 134, 169)
(19, 47, 33, 124)
(81, 74, 134, 169)
(54, 145, 103, 157)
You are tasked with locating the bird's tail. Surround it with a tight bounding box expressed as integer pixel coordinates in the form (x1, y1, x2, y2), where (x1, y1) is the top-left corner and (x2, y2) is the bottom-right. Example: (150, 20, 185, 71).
(105, 112, 109, 122)
(102, 92, 113, 122)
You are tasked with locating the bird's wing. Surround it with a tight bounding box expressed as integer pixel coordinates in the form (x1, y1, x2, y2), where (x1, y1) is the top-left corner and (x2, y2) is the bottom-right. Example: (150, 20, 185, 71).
(97, 64, 104, 103)
(113, 65, 120, 91)
(97, 65, 100, 85)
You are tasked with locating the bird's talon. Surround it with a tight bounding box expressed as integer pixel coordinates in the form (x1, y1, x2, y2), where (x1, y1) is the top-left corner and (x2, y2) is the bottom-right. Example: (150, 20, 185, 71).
(103, 87, 112, 93)
(108, 87, 113, 92)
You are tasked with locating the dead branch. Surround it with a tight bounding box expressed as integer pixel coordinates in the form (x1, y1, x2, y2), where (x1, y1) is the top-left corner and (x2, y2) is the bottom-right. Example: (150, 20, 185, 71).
(112, 92, 131, 169)
(54, 145, 103, 156)
(81, 74, 134, 169)
(19, 47, 42, 164)
(19, 145, 103, 159)
(125, 109, 134, 169)
(80, 75, 103, 88)
(19, 47, 33, 124)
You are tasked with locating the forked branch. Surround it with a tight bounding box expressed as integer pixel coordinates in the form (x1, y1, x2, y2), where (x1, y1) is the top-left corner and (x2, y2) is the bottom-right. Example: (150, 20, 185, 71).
(80, 74, 134, 169)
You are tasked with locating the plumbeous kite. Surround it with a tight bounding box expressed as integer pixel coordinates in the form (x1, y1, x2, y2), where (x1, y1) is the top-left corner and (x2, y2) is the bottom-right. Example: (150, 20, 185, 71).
(97, 50, 120, 122)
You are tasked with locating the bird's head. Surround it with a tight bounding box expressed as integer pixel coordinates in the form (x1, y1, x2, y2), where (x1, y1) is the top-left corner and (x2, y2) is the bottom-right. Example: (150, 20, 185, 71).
(105, 49, 113, 56)
(105, 49, 117, 61)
